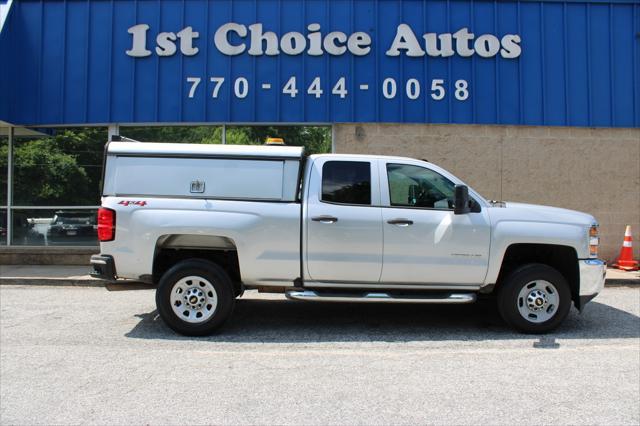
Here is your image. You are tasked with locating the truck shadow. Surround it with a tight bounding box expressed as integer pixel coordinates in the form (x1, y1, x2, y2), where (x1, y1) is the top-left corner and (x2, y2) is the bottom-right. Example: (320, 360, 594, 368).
(125, 296, 640, 343)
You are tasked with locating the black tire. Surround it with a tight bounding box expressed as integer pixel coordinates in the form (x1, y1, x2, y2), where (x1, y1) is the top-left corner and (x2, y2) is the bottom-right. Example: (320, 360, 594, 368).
(156, 259, 235, 336)
(497, 263, 572, 334)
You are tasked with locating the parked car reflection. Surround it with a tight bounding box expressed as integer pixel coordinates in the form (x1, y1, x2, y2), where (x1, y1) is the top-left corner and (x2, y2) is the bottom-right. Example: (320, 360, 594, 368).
(46, 211, 97, 245)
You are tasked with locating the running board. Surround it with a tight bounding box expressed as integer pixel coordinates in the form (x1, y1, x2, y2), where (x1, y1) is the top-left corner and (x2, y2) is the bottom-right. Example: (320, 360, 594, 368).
(285, 290, 477, 304)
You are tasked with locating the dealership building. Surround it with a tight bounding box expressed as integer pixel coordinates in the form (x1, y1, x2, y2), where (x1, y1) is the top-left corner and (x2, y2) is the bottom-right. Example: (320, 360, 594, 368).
(0, 0, 638, 263)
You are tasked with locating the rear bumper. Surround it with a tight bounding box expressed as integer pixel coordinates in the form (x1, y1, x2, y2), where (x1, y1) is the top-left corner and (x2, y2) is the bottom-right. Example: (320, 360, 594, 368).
(578, 259, 606, 307)
(90, 254, 117, 282)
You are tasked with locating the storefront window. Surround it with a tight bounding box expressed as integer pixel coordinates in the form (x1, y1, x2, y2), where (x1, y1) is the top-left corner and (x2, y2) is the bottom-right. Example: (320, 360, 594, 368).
(11, 209, 98, 246)
(0, 209, 6, 245)
(3, 127, 105, 246)
(13, 128, 106, 206)
(1, 135, 7, 246)
(0, 135, 7, 207)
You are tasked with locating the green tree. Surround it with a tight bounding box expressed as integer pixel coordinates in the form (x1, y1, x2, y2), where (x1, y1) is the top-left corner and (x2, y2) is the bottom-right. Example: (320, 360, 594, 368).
(225, 126, 331, 154)
(121, 125, 331, 154)
(13, 140, 94, 206)
(3, 128, 106, 206)
(122, 126, 223, 144)
(51, 128, 106, 197)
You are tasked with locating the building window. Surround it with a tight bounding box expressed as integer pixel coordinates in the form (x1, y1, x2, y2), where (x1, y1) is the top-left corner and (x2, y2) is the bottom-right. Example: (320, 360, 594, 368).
(0, 209, 6, 245)
(13, 128, 105, 207)
(11, 208, 98, 246)
(1, 135, 8, 246)
(8, 128, 106, 246)
(0, 135, 7, 208)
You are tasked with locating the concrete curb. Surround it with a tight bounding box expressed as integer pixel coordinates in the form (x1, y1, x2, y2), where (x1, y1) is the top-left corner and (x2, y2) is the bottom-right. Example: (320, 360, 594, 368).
(604, 279, 640, 286)
(0, 278, 106, 287)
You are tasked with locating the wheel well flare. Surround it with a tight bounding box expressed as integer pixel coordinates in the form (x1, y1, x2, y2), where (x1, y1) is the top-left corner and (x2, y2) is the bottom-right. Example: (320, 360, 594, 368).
(153, 234, 241, 289)
(497, 244, 579, 303)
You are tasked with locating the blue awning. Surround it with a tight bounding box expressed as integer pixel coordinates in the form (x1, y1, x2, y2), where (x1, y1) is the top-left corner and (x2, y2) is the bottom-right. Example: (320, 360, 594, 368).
(0, 0, 638, 128)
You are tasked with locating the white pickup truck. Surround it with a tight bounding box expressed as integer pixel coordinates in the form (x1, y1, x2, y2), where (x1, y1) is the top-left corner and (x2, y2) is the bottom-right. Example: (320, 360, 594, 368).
(91, 141, 606, 336)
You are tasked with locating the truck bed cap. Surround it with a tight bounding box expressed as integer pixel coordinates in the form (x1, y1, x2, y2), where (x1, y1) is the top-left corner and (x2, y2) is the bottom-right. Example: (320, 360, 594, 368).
(107, 142, 304, 159)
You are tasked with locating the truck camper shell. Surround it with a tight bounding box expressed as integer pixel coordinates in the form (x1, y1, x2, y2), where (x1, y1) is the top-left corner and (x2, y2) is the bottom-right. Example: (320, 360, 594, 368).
(103, 142, 305, 202)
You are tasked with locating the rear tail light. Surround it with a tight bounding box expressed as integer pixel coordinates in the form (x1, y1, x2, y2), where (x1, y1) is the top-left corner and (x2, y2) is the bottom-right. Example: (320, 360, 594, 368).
(97, 208, 116, 242)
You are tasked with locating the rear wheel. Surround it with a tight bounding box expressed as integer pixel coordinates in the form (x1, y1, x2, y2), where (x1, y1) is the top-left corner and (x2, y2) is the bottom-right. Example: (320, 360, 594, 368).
(497, 263, 571, 334)
(156, 259, 235, 336)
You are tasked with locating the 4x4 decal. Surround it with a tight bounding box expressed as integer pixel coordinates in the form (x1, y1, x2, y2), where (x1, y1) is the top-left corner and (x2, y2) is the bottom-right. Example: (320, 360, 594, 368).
(118, 200, 147, 207)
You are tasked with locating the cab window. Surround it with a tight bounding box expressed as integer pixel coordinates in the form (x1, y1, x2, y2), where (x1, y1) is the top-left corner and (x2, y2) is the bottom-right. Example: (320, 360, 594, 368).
(386, 163, 455, 209)
(322, 161, 371, 205)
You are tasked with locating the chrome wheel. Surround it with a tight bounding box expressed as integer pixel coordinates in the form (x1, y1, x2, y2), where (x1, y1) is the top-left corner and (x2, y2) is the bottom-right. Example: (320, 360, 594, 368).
(517, 280, 559, 323)
(169, 276, 218, 324)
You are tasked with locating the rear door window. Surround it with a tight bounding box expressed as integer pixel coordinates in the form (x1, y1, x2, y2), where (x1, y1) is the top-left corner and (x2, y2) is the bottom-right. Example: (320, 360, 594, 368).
(321, 161, 371, 205)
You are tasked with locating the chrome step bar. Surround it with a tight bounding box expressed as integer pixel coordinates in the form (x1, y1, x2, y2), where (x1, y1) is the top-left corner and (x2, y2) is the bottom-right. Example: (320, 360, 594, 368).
(285, 290, 477, 304)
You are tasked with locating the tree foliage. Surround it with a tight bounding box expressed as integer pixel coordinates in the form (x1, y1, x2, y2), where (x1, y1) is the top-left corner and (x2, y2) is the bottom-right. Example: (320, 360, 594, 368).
(227, 126, 331, 154)
(124, 125, 331, 154)
(3, 128, 105, 206)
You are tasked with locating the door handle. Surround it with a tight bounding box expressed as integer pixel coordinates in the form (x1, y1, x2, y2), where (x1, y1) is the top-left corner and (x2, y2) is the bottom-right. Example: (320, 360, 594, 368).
(312, 215, 339, 224)
(387, 218, 414, 226)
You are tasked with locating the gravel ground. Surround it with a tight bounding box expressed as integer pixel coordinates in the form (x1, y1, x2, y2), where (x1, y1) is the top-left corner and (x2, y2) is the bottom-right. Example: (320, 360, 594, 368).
(1, 285, 639, 425)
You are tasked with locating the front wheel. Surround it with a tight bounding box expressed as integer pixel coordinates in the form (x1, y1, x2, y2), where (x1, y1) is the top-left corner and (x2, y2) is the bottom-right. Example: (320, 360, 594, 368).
(156, 259, 235, 336)
(497, 263, 572, 334)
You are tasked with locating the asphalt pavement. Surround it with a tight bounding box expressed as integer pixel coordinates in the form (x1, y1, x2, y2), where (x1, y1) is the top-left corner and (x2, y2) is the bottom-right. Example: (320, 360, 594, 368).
(1, 285, 639, 425)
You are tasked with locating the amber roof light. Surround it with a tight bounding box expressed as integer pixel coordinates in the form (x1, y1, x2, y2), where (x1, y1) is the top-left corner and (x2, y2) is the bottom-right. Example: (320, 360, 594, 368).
(265, 137, 285, 145)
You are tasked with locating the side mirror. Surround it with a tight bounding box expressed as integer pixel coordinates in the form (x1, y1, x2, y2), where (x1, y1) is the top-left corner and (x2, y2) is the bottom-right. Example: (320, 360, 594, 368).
(454, 185, 471, 215)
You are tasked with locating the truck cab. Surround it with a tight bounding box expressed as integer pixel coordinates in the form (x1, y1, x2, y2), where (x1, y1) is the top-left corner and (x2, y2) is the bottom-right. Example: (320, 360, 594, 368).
(91, 142, 606, 336)
(303, 155, 490, 287)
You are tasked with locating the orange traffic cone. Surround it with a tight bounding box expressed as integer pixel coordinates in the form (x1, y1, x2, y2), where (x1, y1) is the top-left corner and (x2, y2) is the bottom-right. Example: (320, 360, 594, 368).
(612, 225, 639, 271)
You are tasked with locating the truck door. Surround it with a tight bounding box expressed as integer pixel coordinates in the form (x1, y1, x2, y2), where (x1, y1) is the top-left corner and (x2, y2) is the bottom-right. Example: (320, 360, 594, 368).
(378, 161, 491, 285)
(304, 158, 383, 283)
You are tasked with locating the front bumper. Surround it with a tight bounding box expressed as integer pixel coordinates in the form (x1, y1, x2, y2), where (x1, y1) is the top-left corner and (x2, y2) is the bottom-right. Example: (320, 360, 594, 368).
(578, 259, 606, 308)
(90, 254, 117, 282)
